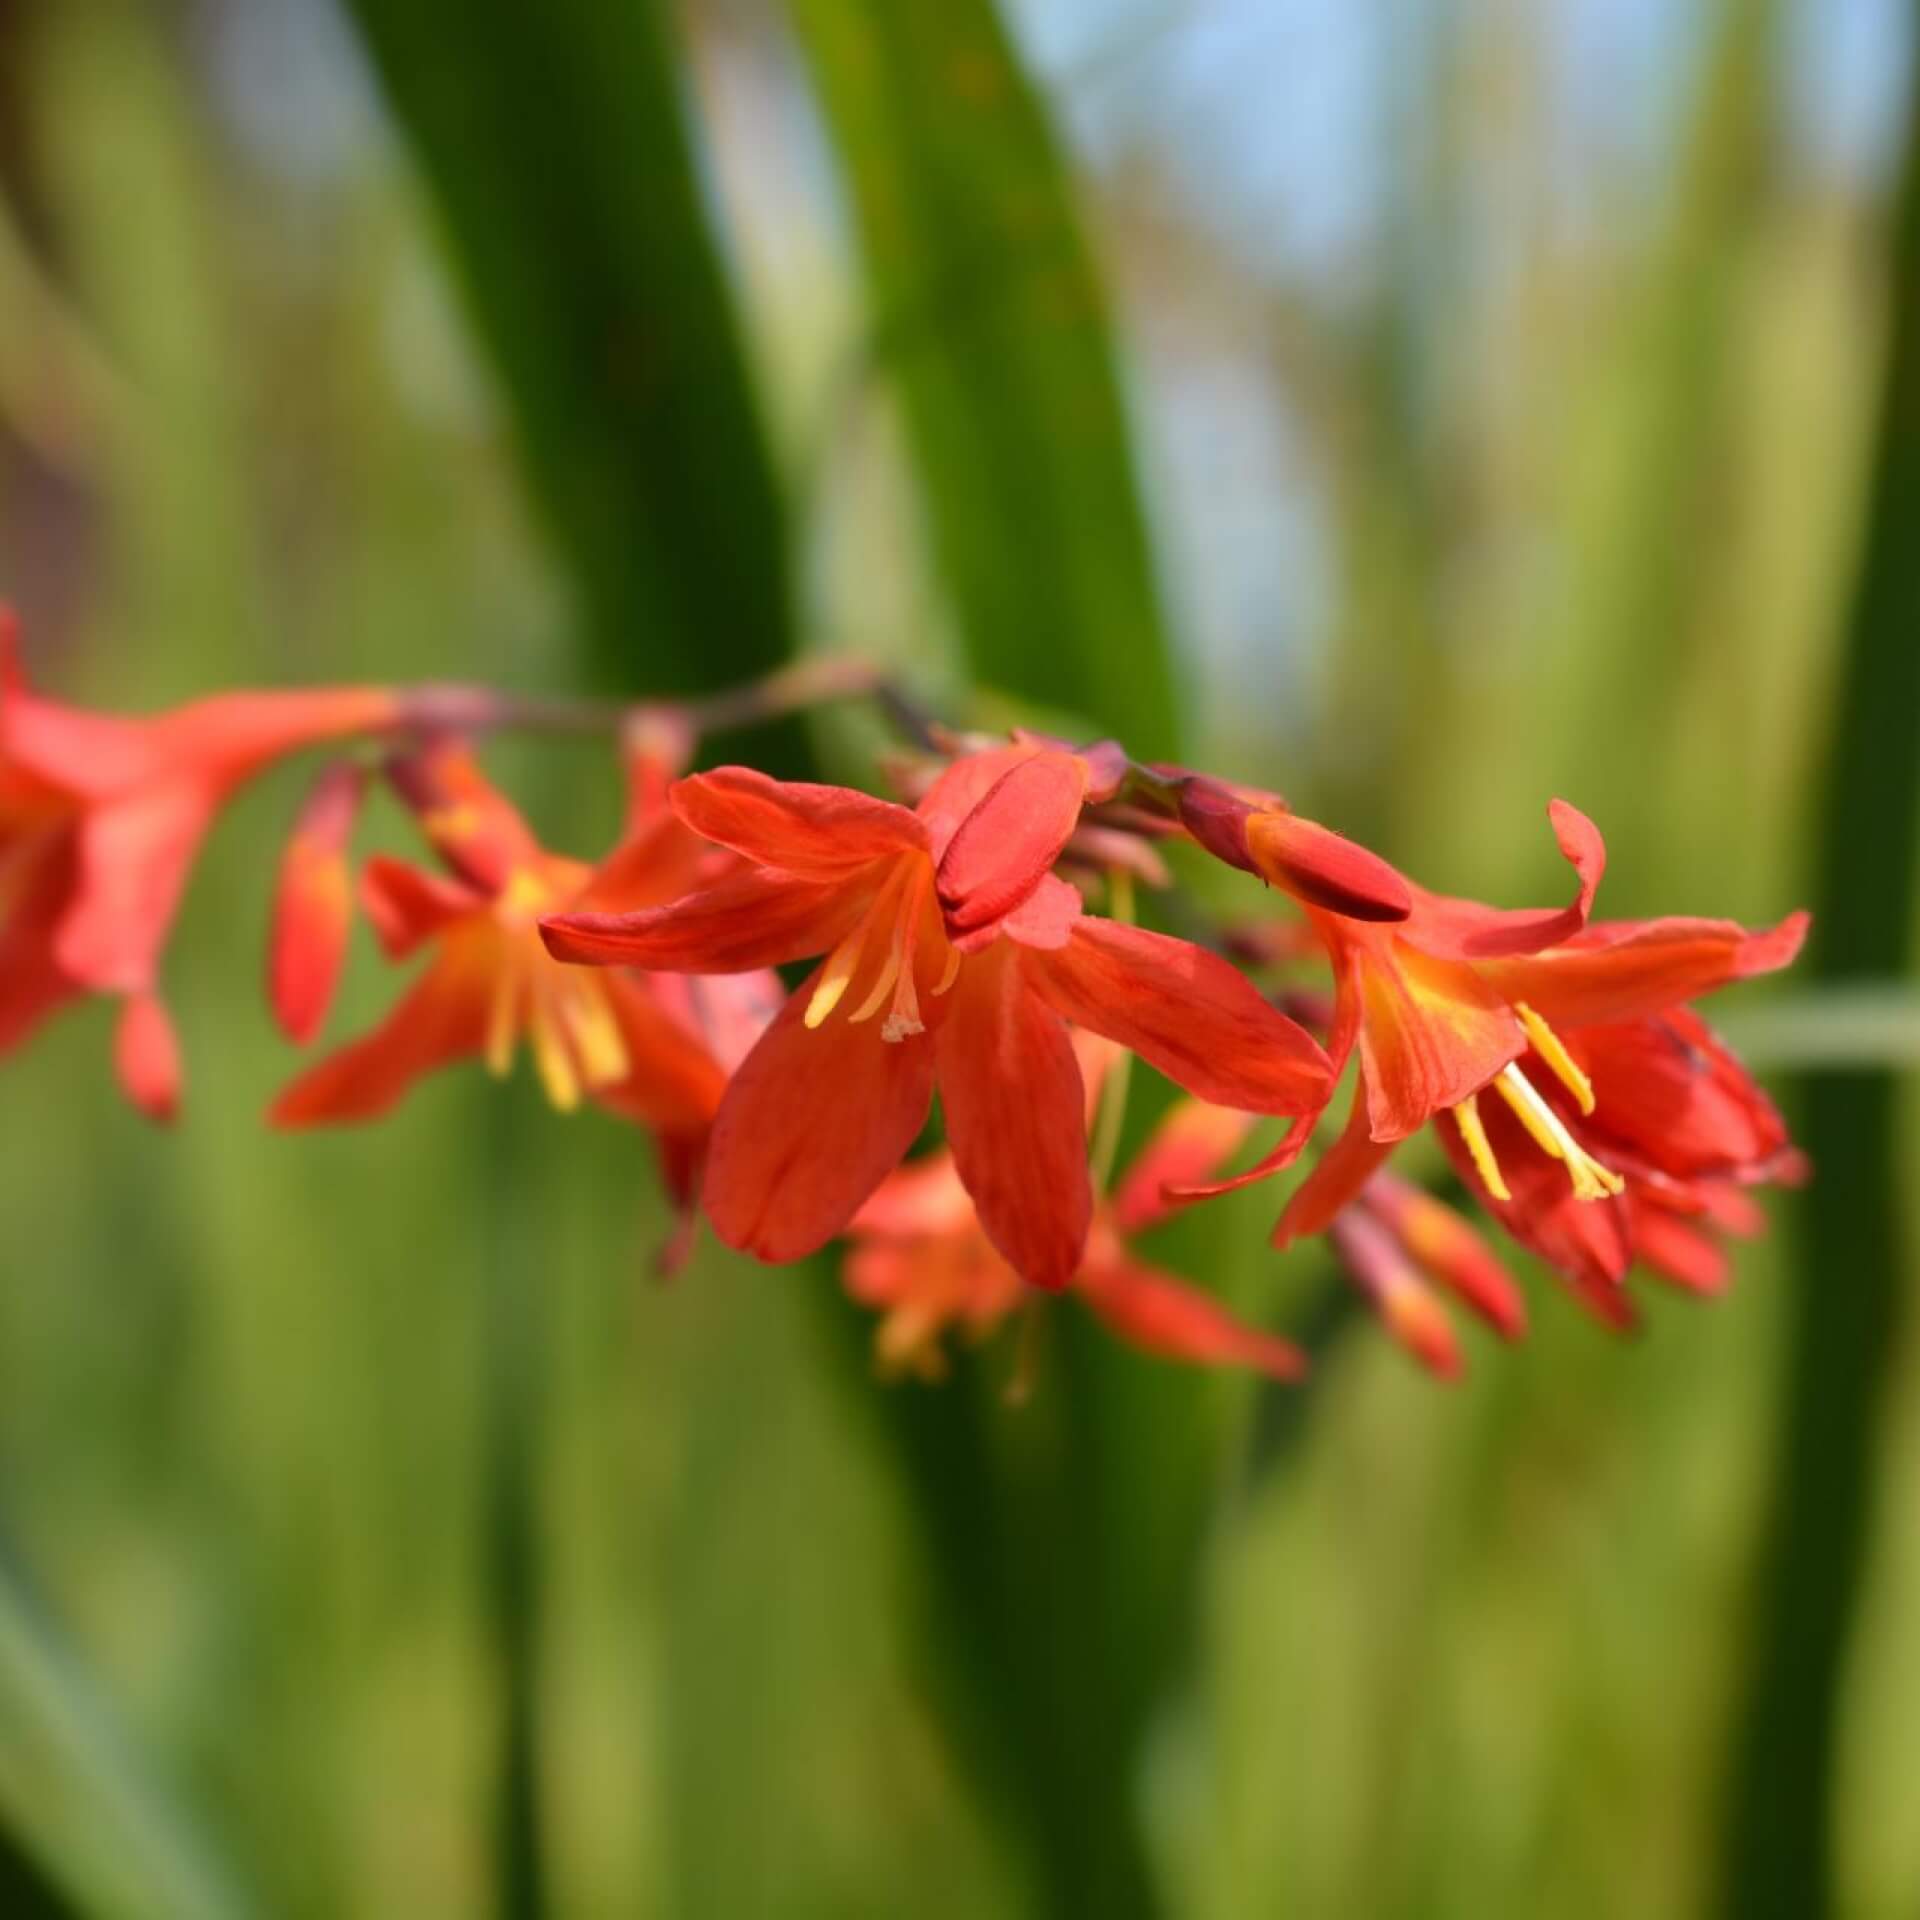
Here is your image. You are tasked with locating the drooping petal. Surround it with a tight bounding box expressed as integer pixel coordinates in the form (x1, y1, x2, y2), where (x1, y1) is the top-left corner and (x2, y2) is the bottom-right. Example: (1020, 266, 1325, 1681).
(1078, 1258, 1306, 1380)
(541, 865, 861, 974)
(269, 943, 493, 1126)
(1273, 1090, 1395, 1247)
(590, 975, 729, 1135)
(1362, 1173, 1526, 1337)
(1024, 917, 1331, 1113)
(936, 750, 1089, 935)
(933, 947, 1091, 1290)
(1327, 1208, 1463, 1378)
(1246, 809, 1414, 922)
(651, 1130, 705, 1277)
(361, 857, 486, 959)
(1475, 911, 1809, 1030)
(1111, 1099, 1258, 1233)
(269, 760, 364, 1043)
(703, 968, 937, 1263)
(1631, 1202, 1731, 1295)
(672, 766, 926, 874)
(1403, 799, 1606, 960)
(1354, 938, 1525, 1141)
(55, 781, 216, 994)
(114, 992, 182, 1124)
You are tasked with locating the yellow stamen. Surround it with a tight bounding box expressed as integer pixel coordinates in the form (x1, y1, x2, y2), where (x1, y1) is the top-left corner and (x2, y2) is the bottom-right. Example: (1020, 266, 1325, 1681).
(527, 979, 582, 1112)
(486, 942, 526, 1077)
(806, 923, 866, 1028)
(1493, 1064, 1624, 1202)
(930, 943, 962, 998)
(1516, 1001, 1595, 1115)
(557, 967, 630, 1089)
(848, 926, 906, 1025)
(1452, 1094, 1511, 1202)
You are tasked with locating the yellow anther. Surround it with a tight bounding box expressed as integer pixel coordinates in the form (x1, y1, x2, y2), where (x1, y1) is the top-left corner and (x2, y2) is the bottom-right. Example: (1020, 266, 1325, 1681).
(1452, 1094, 1511, 1203)
(1516, 1001, 1595, 1115)
(1493, 1064, 1624, 1202)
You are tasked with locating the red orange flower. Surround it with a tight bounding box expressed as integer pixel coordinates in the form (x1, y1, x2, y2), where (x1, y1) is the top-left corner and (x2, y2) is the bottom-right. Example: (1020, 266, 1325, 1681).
(1432, 1004, 1804, 1325)
(847, 1044, 1304, 1380)
(271, 737, 774, 1249)
(542, 748, 1333, 1287)
(1178, 779, 1805, 1242)
(0, 609, 396, 1119)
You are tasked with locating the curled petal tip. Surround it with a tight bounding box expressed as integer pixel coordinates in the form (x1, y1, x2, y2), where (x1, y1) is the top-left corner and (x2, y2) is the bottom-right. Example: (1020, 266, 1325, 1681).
(1245, 810, 1414, 921)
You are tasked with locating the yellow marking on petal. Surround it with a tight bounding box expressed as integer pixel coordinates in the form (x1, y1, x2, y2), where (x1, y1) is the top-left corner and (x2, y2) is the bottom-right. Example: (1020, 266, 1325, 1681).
(1494, 1064, 1624, 1202)
(1516, 1001, 1595, 1115)
(1452, 1095, 1511, 1203)
(528, 980, 582, 1112)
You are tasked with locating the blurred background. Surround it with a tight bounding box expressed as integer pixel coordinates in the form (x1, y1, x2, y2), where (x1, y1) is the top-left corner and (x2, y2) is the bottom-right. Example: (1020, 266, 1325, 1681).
(0, 0, 1915, 1915)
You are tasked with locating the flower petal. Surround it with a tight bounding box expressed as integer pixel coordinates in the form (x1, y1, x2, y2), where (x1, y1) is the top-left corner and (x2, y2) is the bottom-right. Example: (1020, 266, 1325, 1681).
(1024, 917, 1331, 1113)
(1273, 1090, 1395, 1247)
(0, 828, 81, 1053)
(541, 865, 860, 973)
(1631, 1201, 1731, 1295)
(361, 857, 485, 959)
(590, 976, 729, 1135)
(115, 992, 182, 1124)
(673, 767, 926, 874)
(270, 944, 493, 1126)
(1474, 911, 1809, 1029)
(850, 1152, 976, 1240)
(1362, 1173, 1525, 1337)
(934, 947, 1091, 1290)
(1111, 1099, 1258, 1232)
(915, 746, 1045, 857)
(385, 740, 544, 893)
(1079, 1258, 1306, 1380)
(1435, 1090, 1632, 1294)
(703, 969, 936, 1263)
(1355, 939, 1525, 1141)
(1575, 1011, 1789, 1177)
(1246, 809, 1414, 921)
(936, 750, 1089, 935)
(1404, 799, 1606, 960)
(55, 782, 216, 995)
(269, 761, 364, 1043)
(1327, 1208, 1463, 1378)
(989, 871, 1082, 952)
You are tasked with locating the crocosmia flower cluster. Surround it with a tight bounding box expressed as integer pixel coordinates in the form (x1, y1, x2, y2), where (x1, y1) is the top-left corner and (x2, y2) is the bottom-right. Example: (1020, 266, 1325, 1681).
(0, 606, 1808, 1382)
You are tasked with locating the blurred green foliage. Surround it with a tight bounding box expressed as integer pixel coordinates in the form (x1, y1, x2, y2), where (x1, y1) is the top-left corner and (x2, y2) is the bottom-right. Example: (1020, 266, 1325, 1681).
(0, 2, 1913, 1918)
